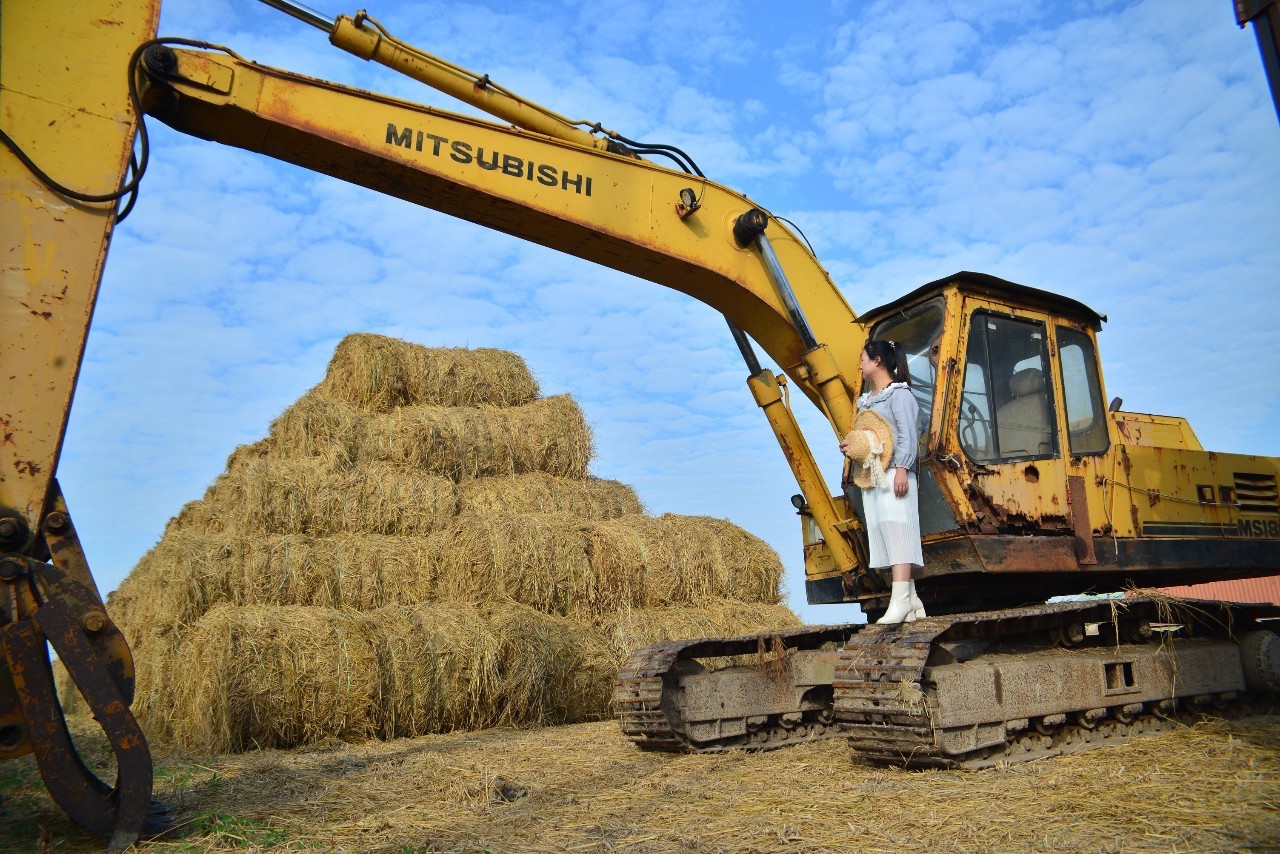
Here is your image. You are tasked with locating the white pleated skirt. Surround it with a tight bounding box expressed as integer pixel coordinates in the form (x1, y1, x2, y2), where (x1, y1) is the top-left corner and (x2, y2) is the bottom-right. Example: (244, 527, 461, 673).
(861, 472, 925, 569)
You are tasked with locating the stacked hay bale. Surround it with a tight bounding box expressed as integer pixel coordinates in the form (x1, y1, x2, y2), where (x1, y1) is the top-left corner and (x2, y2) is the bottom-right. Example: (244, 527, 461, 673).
(108, 333, 798, 753)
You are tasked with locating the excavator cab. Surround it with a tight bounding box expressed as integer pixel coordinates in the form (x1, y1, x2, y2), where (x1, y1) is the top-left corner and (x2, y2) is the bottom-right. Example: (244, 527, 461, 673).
(935, 274, 1108, 553)
(804, 273, 1114, 614)
(805, 271, 1277, 618)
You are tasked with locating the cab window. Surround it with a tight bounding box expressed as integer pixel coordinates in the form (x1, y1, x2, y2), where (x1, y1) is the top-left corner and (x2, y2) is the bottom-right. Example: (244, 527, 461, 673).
(867, 299, 944, 423)
(959, 313, 1058, 463)
(1056, 326, 1109, 455)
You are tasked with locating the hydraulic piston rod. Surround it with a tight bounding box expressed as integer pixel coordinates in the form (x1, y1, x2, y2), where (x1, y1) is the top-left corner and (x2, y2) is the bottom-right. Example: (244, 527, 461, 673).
(257, 1, 626, 155)
(257, 0, 334, 31)
(726, 318, 764, 376)
(733, 210, 855, 436)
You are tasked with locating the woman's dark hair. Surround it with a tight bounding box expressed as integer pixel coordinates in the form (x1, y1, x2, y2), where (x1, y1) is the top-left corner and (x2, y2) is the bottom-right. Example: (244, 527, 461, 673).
(864, 339, 911, 386)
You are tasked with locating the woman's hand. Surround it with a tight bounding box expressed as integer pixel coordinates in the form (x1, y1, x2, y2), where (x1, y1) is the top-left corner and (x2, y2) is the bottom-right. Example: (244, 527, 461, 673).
(894, 467, 909, 498)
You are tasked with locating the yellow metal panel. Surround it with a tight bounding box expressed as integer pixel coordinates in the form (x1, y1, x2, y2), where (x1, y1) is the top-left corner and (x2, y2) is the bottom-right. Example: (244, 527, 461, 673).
(1112, 412, 1204, 450)
(1124, 446, 1228, 534)
(917, 288, 980, 527)
(1, 0, 161, 527)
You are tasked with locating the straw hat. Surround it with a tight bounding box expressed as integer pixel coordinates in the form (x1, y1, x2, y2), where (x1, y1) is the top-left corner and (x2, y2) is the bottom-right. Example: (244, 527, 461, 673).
(841, 409, 895, 490)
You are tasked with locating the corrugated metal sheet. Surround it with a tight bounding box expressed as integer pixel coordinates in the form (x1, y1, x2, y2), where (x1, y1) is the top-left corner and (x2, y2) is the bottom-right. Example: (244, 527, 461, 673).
(1155, 576, 1280, 605)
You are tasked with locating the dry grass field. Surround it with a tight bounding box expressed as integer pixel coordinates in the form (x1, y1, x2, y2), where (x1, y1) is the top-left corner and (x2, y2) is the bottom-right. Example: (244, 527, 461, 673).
(2, 713, 1277, 851)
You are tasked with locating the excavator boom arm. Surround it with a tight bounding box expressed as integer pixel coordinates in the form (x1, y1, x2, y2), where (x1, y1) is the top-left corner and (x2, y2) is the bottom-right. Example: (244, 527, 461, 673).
(137, 39, 875, 581)
(139, 45, 864, 408)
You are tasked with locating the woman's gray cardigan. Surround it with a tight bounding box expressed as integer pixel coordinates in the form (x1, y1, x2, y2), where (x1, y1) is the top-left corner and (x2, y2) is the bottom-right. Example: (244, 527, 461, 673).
(854, 382, 920, 474)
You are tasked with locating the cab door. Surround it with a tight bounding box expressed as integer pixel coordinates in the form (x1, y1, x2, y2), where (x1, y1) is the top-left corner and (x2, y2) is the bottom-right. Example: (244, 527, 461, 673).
(951, 300, 1072, 533)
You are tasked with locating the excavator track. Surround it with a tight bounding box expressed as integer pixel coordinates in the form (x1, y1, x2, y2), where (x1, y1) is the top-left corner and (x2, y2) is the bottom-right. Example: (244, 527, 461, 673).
(615, 623, 860, 753)
(835, 597, 1280, 770)
(617, 598, 1280, 767)
(834, 618, 946, 766)
(614, 641, 685, 751)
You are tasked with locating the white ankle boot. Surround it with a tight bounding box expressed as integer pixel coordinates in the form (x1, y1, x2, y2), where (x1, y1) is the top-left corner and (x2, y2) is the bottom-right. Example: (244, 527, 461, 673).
(909, 580, 927, 621)
(876, 581, 915, 624)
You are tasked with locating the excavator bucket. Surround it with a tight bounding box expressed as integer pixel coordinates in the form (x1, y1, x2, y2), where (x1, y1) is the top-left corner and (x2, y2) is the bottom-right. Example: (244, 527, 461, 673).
(0, 487, 167, 849)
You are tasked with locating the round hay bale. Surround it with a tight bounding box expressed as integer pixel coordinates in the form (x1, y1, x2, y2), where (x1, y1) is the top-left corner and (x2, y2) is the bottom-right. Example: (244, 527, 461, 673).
(107, 549, 183, 647)
(375, 601, 610, 737)
(171, 457, 457, 537)
(373, 604, 501, 737)
(316, 334, 540, 410)
(164, 499, 215, 537)
(427, 514, 597, 615)
(653, 514, 784, 605)
(357, 395, 593, 481)
(152, 601, 609, 751)
(457, 473, 643, 520)
(583, 514, 784, 608)
(480, 602, 613, 726)
(128, 626, 184, 746)
(111, 532, 435, 633)
(429, 513, 785, 618)
(169, 605, 385, 752)
(580, 515, 665, 611)
(267, 393, 362, 464)
(225, 438, 272, 469)
(270, 393, 592, 482)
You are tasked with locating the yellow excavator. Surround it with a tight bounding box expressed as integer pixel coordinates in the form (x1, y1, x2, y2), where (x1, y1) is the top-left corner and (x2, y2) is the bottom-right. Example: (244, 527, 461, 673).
(3, 0, 1279, 846)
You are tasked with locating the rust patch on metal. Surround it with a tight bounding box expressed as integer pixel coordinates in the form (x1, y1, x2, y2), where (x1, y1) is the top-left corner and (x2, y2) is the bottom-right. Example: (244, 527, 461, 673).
(13, 460, 42, 476)
(1116, 417, 1137, 444)
(977, 536, 1080, 572)
(965, 477, 1070, 535)
(1067, 475, 1097, 565)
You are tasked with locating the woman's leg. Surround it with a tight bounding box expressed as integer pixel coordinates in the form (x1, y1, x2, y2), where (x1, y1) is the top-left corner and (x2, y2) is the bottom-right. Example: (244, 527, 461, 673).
(902, 568, 926, 619)
(878, 563, 926, 623)
(877, 563, 916, 624)
(870, 478, 926, 624)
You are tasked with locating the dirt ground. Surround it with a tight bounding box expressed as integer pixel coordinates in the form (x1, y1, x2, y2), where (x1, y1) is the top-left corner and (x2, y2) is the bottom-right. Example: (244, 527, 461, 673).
(2, 715, 1278, 852)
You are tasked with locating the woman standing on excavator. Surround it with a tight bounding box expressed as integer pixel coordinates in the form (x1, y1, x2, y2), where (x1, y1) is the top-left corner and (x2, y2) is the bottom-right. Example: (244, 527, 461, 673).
(840, 339, 926, 624)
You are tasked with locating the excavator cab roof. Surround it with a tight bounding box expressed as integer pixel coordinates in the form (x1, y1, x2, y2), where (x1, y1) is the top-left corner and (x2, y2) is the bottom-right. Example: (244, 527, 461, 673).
(861, 271, 1107, 331)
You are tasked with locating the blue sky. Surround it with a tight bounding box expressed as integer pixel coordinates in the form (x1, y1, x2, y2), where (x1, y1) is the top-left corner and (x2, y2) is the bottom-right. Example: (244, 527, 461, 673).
(59, 0, 1280, 623)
